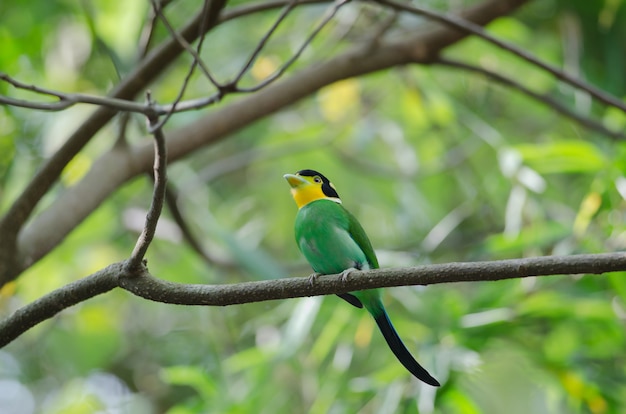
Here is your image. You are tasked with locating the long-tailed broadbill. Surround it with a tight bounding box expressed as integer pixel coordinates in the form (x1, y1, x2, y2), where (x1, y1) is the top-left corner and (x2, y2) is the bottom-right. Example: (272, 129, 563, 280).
(284, 169, 439, 386)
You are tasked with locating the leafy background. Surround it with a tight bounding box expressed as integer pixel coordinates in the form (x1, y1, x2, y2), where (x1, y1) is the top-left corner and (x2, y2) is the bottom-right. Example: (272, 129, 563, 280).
(1, 0, 626, 413)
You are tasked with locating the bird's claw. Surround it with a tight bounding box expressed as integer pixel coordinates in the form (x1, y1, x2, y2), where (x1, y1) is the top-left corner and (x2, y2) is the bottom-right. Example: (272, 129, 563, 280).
(308, 272, 322, 286)
(340, 267, 358, 283)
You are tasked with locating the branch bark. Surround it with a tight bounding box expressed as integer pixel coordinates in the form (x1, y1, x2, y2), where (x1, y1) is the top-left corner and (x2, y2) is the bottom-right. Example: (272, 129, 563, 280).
(1, 252, 624, 348)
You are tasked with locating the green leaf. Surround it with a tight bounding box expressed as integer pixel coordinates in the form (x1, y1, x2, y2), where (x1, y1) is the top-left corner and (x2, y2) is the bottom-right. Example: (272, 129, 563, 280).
(512, 141, 606, 174)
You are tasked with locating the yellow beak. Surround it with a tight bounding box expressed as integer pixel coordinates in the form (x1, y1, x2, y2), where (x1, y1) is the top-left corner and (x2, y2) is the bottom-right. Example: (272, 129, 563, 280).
(283, 173, 309, 188)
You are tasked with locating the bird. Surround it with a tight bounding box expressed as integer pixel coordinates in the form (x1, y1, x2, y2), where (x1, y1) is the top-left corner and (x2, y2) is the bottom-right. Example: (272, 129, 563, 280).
(284, 169, 440, 386)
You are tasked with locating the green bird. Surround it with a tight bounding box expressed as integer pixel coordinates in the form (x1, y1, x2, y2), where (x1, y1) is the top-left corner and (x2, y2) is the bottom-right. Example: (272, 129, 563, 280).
(284, 169, 440, 386)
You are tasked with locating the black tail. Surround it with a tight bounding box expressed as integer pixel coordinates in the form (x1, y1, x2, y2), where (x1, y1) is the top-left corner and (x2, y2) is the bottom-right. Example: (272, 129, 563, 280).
(373, 311, 440, 386)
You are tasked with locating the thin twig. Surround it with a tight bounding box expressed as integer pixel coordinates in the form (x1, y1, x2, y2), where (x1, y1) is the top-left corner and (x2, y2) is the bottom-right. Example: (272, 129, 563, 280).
(376, 0, 626, 115)
(220, 0, 328, 23)
(138, 0, 174, 58)
(0, 71, 222, 115)
(236, 0, 351, 93)
(151, 0, 220, 87)
(126, 95, 168, 270)
(232, 0, 298, 85)
(149, 0, 221, 130)
(435, 57, 626, 140)
(0, 73, 153, 114)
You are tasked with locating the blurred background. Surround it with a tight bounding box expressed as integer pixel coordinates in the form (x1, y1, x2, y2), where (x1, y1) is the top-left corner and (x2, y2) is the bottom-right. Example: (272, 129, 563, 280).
(1, 0, 625, 412)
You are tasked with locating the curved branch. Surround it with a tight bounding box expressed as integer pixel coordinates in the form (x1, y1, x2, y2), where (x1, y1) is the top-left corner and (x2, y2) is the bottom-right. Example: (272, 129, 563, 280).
(377, 0, 626, 115)
(434, 58, 626, 140)
(0, 263, 121, 348)
(119, 252, 626, 305)
(127, 107, 169, 269)
(1, 252, 625, 347)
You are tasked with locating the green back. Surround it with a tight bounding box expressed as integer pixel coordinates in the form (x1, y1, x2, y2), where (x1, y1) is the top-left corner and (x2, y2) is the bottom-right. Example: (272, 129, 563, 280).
(295, 199, 379, 275)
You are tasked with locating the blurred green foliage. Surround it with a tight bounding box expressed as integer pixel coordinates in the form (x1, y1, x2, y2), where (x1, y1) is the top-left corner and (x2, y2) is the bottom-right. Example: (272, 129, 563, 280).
(1, 0, 626, 413)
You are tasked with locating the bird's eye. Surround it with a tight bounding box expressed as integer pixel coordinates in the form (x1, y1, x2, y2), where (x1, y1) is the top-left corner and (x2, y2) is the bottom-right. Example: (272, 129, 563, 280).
(314, 176, 322, 183)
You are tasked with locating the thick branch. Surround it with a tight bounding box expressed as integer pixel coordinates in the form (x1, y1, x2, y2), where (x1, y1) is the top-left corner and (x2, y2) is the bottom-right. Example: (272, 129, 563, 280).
(1, 252, 625, 347)
(0, 263, 120, 348)
(119, 252, 626, 305)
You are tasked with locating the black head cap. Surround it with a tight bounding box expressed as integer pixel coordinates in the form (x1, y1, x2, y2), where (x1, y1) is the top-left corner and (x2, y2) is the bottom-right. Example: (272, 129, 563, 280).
(296, 169, 340, 199)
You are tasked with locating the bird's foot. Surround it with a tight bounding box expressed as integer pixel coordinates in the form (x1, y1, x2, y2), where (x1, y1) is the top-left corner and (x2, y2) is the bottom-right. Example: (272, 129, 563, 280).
(340, 267, 358, 283)
(308, 272, 322, 286)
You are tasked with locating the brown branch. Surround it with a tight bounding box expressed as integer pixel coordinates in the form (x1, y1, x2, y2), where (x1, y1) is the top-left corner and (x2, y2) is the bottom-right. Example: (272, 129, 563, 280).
(151, 0, 220, 87)
(0, 263, 121, 348)
(0, 73, 159, 114)
(231, 0, 299, 85)
(0, 0, 345, 120)
(127, 100, 169, 270)
(149, 0, 225, 130)
(434, 58, 626, 140)
(376, 0, 626, 115)
(1, 252, 625, 347)
(235, 0, 351, 93)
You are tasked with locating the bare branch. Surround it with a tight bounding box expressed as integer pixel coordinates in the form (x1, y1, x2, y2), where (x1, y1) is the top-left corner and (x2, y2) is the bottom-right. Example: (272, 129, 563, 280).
(0, 263, 120, 348)
(376, 0, 626, 115)
(0, 95, 71, 111)
(235, 0, 351, 93)
(1, 252, 625, 347)
(221, 0, 328, 22)
(120, 252, 626, 305)
(149, 0, 222, 130)
(127, 99, 169, 270)
(231, 0, 298, 85)
(0, 73, 154, 114)
(150, 0, 219, 87)
(434, 58, 626, 140)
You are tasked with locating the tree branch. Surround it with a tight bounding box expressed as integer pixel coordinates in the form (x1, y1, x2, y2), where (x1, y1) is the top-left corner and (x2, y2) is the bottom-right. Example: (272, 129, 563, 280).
(434, 58, 626, 140)
(1, 252, 625, 348)
(0, 263, 121, 348)
(376, 0, 626, 115)
(127, 101, 169, 270)
(234, 0, 350, 93)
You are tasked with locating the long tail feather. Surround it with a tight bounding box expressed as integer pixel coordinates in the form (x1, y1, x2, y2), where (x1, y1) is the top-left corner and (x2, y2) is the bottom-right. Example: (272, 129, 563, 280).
(373, 309, 440, 386)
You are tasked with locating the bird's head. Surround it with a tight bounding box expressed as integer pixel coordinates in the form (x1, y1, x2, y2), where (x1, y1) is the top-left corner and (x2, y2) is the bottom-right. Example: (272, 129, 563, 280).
(284, 169, 341, 209)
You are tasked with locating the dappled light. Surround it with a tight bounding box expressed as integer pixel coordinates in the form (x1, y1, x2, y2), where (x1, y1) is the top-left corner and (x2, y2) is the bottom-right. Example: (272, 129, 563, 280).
(1, 0, 626, 412)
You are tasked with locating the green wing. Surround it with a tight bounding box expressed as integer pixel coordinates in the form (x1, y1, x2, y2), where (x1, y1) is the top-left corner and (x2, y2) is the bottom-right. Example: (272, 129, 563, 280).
(295, 200, 376, 274)
(344, 208, 379, 270)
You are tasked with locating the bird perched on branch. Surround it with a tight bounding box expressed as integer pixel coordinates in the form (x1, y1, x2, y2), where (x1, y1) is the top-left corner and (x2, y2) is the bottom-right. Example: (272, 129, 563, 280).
(284, 169, 439, 386)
